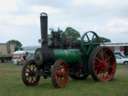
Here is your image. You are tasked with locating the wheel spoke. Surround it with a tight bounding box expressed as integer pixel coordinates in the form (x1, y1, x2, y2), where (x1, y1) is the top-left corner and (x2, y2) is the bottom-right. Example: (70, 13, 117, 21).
(91, 34, 95, 41)
(95, 57, 103, 64)
(25, 68, 31, 73)
(101, 49, 105, 60)
(86, 34, 90, 42)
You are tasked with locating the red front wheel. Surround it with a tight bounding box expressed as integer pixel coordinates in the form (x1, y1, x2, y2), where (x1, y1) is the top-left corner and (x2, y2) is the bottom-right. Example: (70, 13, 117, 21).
(51, 60, 69, 88)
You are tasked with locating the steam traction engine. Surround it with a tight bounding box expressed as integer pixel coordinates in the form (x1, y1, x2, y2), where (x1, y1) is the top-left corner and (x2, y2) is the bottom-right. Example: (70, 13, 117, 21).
(22, 12, 116, 88)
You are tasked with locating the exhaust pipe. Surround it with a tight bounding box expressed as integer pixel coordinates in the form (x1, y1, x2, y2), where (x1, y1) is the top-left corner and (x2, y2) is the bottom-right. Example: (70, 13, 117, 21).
(40, 12, 54, 65)
(40, 12, 48, 46)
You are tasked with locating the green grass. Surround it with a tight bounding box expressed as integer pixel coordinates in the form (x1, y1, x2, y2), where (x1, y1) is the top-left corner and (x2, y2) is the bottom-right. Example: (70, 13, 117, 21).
(0, 64, 128, 96)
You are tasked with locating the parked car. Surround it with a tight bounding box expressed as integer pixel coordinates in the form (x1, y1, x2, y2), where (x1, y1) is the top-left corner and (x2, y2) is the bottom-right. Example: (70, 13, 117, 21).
(115, 54, 128, 64)
(12, 51, 26, 65)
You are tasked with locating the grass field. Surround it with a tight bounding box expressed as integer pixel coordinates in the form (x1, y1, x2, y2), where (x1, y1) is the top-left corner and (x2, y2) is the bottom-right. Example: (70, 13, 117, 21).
(0, 64, 128, 96)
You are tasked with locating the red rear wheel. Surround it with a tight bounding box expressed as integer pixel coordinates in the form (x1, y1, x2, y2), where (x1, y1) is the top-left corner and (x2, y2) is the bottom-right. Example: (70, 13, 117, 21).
(51, 60, 69, 88)
(89, 47, 116, 81)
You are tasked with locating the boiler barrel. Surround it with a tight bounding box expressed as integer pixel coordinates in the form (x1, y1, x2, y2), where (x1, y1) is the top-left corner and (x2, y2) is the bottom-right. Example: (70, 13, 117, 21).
(53, 49, 81, 64)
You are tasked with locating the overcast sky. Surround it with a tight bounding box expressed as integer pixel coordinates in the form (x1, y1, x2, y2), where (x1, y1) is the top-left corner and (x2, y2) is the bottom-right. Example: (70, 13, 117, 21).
(0, 0, 128, 46)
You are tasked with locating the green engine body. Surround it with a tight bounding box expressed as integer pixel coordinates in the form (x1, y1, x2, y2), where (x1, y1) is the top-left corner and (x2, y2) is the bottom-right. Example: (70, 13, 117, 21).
(34, 48, 85, 66)
(53, 49, 81, 64)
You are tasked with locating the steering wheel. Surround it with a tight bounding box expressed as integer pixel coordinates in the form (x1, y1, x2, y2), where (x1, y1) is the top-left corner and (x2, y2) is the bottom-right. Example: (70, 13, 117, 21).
(81, 31, 99, 55)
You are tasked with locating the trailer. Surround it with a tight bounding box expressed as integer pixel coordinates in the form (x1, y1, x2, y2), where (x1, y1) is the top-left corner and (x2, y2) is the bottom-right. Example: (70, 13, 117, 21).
(0, 43, 15, 63)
